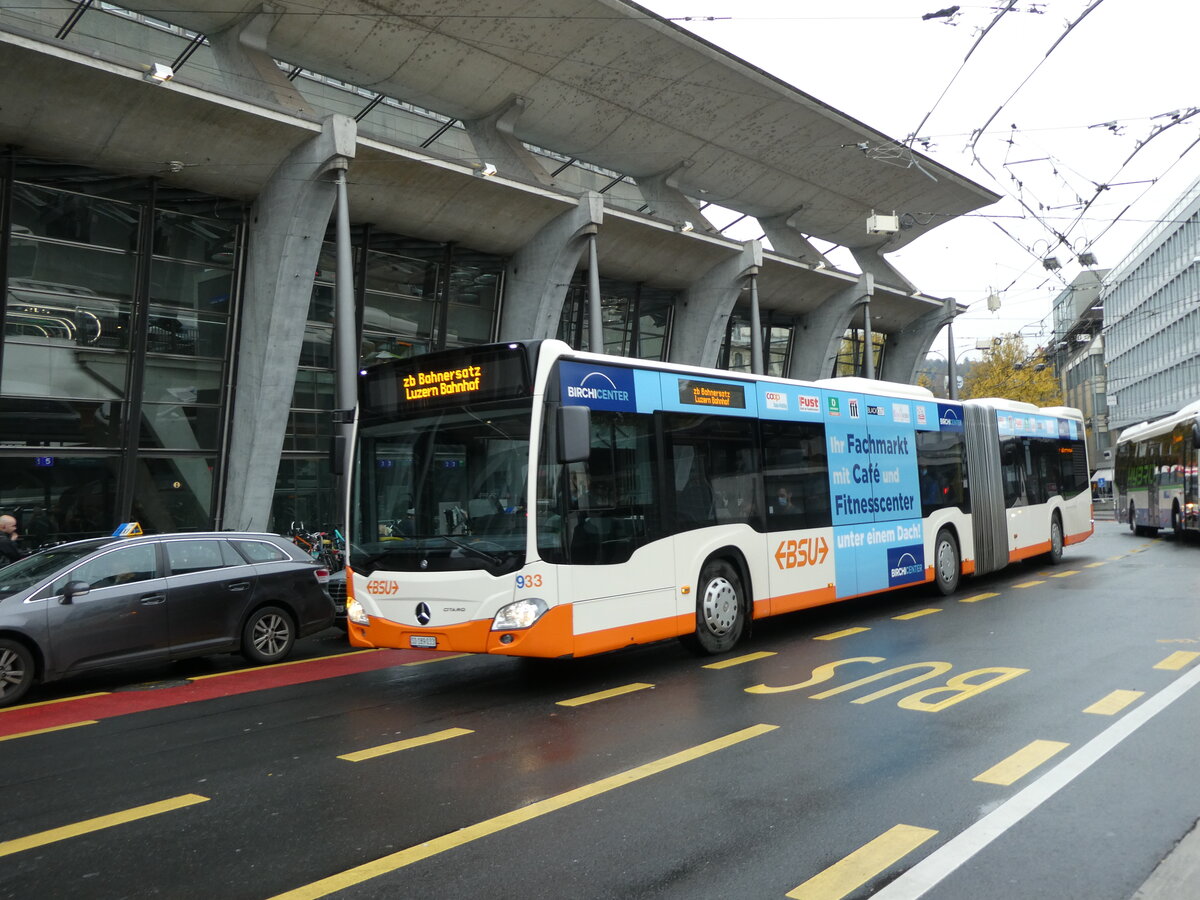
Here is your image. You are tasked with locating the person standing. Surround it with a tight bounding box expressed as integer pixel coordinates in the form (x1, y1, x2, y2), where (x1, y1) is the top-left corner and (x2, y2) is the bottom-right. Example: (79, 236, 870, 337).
(0, 515, 26, 566)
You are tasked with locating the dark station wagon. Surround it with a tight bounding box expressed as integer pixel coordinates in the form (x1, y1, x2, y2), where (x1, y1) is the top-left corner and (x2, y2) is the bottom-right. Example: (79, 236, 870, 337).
(0, 532, 335, 707)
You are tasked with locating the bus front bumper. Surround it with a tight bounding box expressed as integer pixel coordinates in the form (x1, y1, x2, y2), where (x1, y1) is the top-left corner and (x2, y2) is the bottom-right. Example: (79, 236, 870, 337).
(347, 603, 575, 657)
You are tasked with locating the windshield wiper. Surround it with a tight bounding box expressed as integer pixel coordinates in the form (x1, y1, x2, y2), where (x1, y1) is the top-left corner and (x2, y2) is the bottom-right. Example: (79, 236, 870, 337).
(441, 536, 503, 566)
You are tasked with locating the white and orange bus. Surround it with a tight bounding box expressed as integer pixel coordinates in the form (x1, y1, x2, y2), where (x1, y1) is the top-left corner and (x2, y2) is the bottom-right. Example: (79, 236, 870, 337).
(1114, 400, 1200, 537)
(343, 340, 1093, 658)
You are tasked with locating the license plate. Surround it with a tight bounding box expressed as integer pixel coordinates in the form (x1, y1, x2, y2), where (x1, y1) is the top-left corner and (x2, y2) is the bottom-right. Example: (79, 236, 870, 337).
(410, 635, 437, 649)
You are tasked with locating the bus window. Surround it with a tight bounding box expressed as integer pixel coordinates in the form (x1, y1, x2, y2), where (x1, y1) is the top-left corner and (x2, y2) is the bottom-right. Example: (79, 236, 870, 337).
(761, 419, 830, 530)
(916, 429, 969, 515)
(663, 413, 759, 533)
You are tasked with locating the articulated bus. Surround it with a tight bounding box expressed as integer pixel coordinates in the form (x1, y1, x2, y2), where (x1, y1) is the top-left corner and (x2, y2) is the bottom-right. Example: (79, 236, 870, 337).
(1114, 400, 1200, 537)
(343, 340, 1092, 658)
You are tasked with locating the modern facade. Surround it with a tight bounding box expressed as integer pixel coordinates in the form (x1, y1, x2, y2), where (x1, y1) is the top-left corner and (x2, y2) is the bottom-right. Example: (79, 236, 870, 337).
(1050, 269, 1110, 470)
(1100, 177, 1200, 434)
(1, 0, 999, 546)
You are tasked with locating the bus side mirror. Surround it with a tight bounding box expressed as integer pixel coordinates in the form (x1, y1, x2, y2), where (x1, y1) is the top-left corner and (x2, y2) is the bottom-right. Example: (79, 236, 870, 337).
(557, 405, 591, 464)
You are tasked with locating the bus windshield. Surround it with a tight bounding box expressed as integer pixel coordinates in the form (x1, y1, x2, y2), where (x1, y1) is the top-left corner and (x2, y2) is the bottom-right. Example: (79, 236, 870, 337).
(351, 403, 531, 576)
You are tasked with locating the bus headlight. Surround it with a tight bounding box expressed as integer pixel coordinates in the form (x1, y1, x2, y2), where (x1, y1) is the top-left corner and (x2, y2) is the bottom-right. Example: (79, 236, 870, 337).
(346, 596, 369, 626)
(492, 597, 548, 631)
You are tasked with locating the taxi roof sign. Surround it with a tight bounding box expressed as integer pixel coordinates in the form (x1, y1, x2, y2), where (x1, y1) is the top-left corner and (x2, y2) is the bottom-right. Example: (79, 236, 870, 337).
(112, 522, 143, 537)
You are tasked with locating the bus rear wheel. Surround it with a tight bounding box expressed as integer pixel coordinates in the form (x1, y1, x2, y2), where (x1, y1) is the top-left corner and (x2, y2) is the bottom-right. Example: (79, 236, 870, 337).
(1045, 514, 1064, 564)
(683, 559, 745, 655)
(933, 529, 960, 596)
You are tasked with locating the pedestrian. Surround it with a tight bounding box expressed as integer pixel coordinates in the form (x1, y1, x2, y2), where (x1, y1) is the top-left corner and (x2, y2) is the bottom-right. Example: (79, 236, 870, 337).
(0, 515, 26, 567)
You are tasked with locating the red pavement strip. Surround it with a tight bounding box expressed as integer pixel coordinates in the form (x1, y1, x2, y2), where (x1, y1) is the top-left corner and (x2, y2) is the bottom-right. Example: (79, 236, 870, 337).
(0, 648, 448, 740)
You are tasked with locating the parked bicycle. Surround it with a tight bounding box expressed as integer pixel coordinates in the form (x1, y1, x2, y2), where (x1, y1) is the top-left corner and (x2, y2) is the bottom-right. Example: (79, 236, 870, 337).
(287, 522, 345, 571)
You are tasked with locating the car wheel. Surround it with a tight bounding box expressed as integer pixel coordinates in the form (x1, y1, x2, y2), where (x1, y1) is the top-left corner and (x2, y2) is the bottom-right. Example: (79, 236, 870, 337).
(241, 606, 295, 664)
(934, 528, 960, 596)
(0, 639, 36, 708)
(682, 559, 745, 655)
(1045, 514, 1064, 564)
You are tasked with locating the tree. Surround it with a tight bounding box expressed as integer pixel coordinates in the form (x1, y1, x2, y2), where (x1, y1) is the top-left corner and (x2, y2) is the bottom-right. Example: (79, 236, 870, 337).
(960, 334, 1063, 406)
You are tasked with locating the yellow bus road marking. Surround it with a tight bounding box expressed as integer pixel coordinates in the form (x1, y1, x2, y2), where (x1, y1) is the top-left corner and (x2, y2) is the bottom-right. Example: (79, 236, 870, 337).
(339, 728, 474, 762)
(1012, 580, 1045, 589)
(893, 609, 941, 621)
(270, 724, 778, 900)
(1084, 690, 1144, 716)
(0, 692, 110, 714)
(1108, 555, 1126, 560)
(704, 651, 777, 669)
(1050, 570, 1080, 578)
(973, 740, 1069, 786)
(786, 824, 938, 900)
(403, 653, 469, 667)
(959, 592, 998, 604)
(557, 682, 654, 707)
(1155, 651, 1200, 671)
(0, 794, 209, 858)
(0, 720, 97, 743)
(1084, 561, 1106, 568)
(814, 627, 870, 641)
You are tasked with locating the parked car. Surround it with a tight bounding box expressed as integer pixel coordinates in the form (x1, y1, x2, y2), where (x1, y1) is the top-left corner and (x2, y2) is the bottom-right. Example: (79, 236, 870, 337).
(0, 531, 335, 707)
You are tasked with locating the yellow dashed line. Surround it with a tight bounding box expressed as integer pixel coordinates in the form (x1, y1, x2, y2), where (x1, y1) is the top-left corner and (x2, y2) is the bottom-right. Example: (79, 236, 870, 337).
(1050, 570, 1080, 578)
(974, 740, 1069, 786)
(786, 824, 938, 899)
(814, 627, 870, 641)
(959, 592, 999, 604)
(1154, 651, 1200, 671)
(1084, 562, 1106, 568)
(1083, 690, 1144, 716)
(339, 728, 473, 762)
(703, 651, 777, 669)
(1013, 580, 1045, 588)
(557, 683, 654, 707)
(893, 609, 942, 621)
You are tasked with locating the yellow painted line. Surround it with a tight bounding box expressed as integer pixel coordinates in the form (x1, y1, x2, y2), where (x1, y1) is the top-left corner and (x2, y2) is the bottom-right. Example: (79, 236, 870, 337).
(893, 609, 941, 621)
(0, 794, 209, 858)
(1084, 562, 1106, 568)
(1012, 580, 1045, 589)
(339, 727, 473, 762)
(270, 724, 778, 900)
(1108, 555, 1126, 560)
(1084, 690, 1144, 716)
(1154, 651, 1200, 671)
(786, 824, 938, 900)
(190, 648, 382, 680)
(814, 627, 870, 641)
(556, 682, 654, 707)
(973, 740, 1069, 786)
(0, 720, 97, 743)
(0, 692, 109, 713)
(403, 653, 469, 666)
(703, 651, 777, 669)
(1050, 570, 1080, 578)
(959, 592, 999, 604)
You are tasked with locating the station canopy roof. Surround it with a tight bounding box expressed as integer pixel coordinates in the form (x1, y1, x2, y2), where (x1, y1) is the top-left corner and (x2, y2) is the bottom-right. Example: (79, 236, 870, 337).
(121, 0, 1000, 253)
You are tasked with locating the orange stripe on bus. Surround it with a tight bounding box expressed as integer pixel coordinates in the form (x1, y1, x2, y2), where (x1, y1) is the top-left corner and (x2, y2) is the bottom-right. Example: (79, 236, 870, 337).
(768, 585, 838, 616)
(1009, 540, 1052, 563)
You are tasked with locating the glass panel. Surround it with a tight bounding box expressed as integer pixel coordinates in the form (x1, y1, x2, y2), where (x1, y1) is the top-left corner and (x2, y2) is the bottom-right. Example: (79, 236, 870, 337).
(363, 290, 436, 340)
(1, 340, 129, 402)
(7, 281, 133, 351)
(283, 410, 333, 452)
(0, 398, 125, 447)
(299, 324, 333, 368)
(271, 458, 337, 533)
(0, 454, 120, 546)
(361, 331, 425, 366)
(137, 403, 221, 451)
(152, 210, 237, 265)
(10, 182, 139, 252)
(10, 236, 136, 302)
(444, 301, 493, 345)
(664, 413, 760, 533)
(364, 250, 440, 299)
(231, 538, 288, 563)
(149, 260, 233, 326)
(143, 355, 224, 406)
(762, 420, 831, 529)
(130, 456, 214, 532)
(165, 539, 227, 575)
(292, 369, 335, 411)
(52, 544, 158, 593)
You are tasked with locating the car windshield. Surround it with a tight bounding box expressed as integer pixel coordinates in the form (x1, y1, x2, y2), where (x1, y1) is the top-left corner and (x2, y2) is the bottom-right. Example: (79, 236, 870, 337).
(351, 403, 531, 575)
(0, 540, 112, 597)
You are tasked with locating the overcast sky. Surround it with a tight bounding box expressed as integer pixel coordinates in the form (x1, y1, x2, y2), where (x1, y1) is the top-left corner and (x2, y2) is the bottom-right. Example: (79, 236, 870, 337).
(638, 0, 1200, 360)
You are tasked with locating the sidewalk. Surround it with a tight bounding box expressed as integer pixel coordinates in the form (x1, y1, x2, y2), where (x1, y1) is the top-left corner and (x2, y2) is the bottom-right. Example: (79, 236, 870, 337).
(1133, 819, 1200, 899)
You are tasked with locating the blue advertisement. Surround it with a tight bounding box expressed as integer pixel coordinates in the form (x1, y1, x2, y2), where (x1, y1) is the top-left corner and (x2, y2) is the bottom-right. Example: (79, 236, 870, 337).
(559, 361, 637, 411)
(887, 543, 927, 587)
(937, 403, 965, 432)
(825, 391, 921, 527)
(832, 520, 925, 597)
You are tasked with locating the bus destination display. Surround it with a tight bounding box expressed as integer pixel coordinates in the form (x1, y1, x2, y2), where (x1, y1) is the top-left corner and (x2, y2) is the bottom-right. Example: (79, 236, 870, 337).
(677, 378, 746, 409)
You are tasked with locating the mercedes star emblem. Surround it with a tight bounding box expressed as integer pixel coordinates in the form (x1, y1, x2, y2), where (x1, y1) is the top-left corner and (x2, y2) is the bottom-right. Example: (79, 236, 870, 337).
(415, 602, 432, 626)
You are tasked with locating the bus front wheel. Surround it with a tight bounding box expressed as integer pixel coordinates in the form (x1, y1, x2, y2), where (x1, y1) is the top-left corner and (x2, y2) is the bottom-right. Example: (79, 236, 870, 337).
(683, 559, 745, 655)
(1045, 514, 1064, 564)
(933, 529, 960, 596)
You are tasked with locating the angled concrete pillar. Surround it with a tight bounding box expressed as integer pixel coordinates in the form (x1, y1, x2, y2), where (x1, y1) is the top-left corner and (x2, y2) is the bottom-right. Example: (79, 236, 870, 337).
(759, 210, 831, 267)
(222, 115, 357, 531)
(208, 4, 313, 116)
(882, 301, 956, 384)
(787, 273, 872, 381)
(669, 241, 761, 368)
(634, 161, 717, 234)
(498, 193, 604, 341)
(462, 97, 555, 188)
(849, 246, 918, 293)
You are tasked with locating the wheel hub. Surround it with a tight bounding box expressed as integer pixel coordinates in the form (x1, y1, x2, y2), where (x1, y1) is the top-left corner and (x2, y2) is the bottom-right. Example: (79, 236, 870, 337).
(702, 577, 738, 636)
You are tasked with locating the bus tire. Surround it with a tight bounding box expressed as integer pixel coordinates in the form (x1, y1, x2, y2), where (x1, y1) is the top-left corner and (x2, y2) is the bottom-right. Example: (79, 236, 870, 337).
(683, 559, 745, 655)
(933, 529, 960, 596)
(1172, 503, 1183, 538)
(1045, 514, 1064, 564)
(1129, 502, 1137, 534)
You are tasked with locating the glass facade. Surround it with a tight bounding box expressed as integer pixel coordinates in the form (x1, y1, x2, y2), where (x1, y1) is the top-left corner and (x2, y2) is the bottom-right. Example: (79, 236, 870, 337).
(720, 309, 792, 375)
(557, 273, 674, 360)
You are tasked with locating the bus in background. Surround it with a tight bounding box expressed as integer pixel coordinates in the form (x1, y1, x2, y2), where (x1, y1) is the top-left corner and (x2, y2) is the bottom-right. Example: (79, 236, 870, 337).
(343, 340, 1093, 659)
(1114, 400, 1200, 537)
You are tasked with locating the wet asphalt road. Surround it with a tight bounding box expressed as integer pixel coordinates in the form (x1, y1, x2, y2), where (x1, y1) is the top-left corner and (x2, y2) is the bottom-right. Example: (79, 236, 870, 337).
(2, 520, 1198, 900)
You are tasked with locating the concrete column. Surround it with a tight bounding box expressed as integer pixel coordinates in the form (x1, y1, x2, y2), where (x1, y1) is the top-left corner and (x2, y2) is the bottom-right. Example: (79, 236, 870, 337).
(882, 301, 956, 385)
(207, 4, 313, 116)
(787, 273, 871, 381)
(498, 193, 604, 341)
(461, 97, 555, 188)
(668, 241, 761, 368)
(759, 210, 831, 267)
(634, 161, 717, 234)
(221, 115, 357, 531)
(849, 246, 918, 294)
